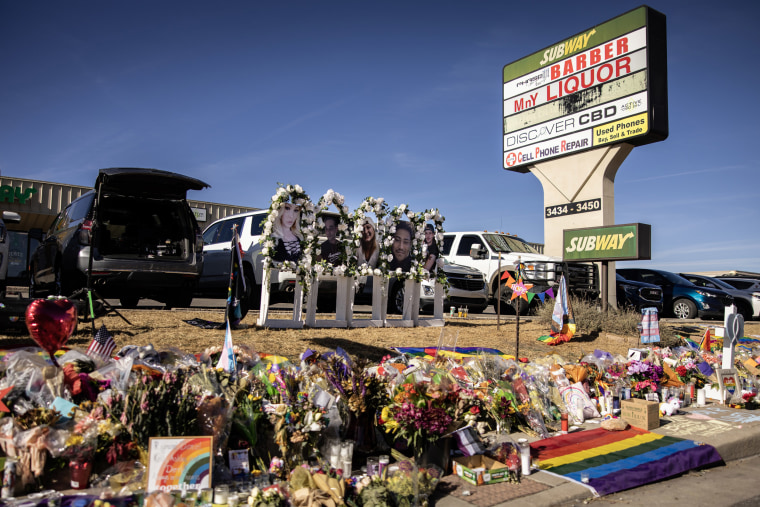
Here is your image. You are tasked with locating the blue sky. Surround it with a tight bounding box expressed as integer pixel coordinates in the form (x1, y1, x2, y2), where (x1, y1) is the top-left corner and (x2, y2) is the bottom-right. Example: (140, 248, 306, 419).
(1, 1, 758, 273)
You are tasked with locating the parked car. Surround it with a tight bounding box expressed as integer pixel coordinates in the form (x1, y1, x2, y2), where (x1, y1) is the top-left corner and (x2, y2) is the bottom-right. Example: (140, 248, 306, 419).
(387, 260, 489, 314)
(30, 168, 208, 308)
(680, 274, 758, 320)
(615, 273, 663, 313)
(197, 210, 323, 319)
(617, 268, 733, 320)
(0, 211, 21, 297)
(441, 230, 598, 314)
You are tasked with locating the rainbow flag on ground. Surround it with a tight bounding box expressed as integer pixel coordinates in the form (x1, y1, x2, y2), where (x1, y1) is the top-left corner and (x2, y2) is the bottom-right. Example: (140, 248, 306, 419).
(391, 346, 514, 361)
(532, 427, 722, 496)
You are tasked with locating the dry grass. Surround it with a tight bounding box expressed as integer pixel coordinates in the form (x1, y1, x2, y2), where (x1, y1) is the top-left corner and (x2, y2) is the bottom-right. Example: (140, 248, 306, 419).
(4, 307, 755, 364)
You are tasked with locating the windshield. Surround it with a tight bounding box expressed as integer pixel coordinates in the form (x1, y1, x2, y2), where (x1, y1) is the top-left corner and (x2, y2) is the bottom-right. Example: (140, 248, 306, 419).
(482, 233, 539, 254)
(661, 271, 696, 286)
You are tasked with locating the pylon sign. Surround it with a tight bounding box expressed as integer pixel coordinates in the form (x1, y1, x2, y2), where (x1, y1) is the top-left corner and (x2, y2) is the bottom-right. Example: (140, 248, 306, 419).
(503, 5, 668, 172)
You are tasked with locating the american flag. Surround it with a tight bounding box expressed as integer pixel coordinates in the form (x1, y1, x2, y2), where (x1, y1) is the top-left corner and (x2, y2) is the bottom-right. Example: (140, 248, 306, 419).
(87, 324, 116, 361)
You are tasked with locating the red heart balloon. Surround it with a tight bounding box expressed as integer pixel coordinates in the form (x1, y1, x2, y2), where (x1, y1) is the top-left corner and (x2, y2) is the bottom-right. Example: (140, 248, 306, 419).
(25, 298, 78, 366)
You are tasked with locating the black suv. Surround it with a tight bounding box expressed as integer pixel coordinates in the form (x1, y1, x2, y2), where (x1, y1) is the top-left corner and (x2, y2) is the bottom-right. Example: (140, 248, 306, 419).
(615, 273, 663, 312)
(30, 168, 208, 308)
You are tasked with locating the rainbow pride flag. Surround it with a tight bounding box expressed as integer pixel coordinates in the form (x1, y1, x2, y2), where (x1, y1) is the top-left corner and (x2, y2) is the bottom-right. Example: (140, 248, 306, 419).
(531, 427, 722, 496)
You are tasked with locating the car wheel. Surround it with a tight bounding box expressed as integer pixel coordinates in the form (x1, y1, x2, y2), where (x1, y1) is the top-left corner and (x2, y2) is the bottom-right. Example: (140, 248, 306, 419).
(673, 298, 697, 319)
(388, 281, 405, 314)
(119, 296, 140, 309)
(492, 281, 516, 314)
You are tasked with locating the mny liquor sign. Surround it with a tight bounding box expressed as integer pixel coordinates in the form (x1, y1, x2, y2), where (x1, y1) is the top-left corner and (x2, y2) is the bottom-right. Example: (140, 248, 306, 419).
(503, 6, 668, 172)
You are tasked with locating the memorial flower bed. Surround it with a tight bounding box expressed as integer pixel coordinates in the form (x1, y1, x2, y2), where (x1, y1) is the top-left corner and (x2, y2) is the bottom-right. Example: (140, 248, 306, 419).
(0, 329, 758, 506)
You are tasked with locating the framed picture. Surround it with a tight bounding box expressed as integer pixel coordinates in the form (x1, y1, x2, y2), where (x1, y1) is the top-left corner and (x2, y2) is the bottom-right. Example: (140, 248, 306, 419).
(147, 436, 213, 493)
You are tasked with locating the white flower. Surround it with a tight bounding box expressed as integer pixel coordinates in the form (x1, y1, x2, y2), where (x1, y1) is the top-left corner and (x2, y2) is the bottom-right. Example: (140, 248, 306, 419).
(387, 254, 393, 262)
(295, 184, 303, 193)
(395, 268, 403, 276)
(354, 239, 361, 247)
(398, 204, 406, 213)
(406, 211, 414, 219)
(374, 269, 382, 276)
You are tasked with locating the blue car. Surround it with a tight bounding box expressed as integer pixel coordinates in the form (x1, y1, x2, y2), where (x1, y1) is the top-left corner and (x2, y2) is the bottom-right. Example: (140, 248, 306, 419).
(617, 268, 734, 320)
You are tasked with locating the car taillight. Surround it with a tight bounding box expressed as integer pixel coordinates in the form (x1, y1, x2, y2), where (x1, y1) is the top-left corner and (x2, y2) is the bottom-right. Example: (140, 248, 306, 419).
(78, 220, 93, 245)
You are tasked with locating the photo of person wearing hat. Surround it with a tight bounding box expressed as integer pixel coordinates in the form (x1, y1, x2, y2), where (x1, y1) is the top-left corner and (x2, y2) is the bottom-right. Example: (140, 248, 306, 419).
(317, 215, 341, 266)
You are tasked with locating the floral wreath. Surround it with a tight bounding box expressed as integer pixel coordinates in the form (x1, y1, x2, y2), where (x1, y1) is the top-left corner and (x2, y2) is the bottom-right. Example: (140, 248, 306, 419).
(421, 208, 448, 287)
(311, 189, 354, 277)
(382, 204, 425, 282)
(260, 184, 316, 291)
(351, 196, 389, 277)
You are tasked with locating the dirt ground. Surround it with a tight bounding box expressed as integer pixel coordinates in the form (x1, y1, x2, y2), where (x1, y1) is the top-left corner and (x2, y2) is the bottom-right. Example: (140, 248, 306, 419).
(4, 307, 758, 364)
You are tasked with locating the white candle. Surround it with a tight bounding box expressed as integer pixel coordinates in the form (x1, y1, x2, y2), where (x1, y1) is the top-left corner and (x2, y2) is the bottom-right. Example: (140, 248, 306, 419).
(697, 388, 706, 407)
(518, 438, 531, 476)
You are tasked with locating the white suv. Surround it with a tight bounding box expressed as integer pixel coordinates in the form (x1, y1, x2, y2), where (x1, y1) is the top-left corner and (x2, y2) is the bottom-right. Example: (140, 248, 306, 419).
(197, 210, 298, 318)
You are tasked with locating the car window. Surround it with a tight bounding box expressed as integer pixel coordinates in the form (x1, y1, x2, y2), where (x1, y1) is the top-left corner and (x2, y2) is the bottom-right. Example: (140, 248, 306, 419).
(456, 235, 483, 256)
(686, 277, 714, 289)
(69, 194, 94, 222)
(49, 211, 66, 234)
(639, 272, 665, 286)
(249, 214, 266, 236)
(203, 222, 222, 245)
(724, 280, 753, 290)
(441, 235, 454, 255)
(217, 217, 245, 244)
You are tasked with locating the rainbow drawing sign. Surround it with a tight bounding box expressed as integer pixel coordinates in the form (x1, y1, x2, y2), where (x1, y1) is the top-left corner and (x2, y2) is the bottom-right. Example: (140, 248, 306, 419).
(147, 436, 214, 493)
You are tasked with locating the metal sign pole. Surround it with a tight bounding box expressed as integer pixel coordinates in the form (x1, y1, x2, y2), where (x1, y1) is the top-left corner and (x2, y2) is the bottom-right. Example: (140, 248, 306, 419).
(497, 253, 501, 331)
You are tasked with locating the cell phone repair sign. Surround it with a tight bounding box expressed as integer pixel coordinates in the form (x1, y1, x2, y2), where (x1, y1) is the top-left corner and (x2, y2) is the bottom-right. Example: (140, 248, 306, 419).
(503, 6, 668, 172)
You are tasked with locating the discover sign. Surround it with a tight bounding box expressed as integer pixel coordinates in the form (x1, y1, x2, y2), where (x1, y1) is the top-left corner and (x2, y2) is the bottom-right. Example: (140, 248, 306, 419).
(563, 223, 651, 262)
(503, 6, 668, 172)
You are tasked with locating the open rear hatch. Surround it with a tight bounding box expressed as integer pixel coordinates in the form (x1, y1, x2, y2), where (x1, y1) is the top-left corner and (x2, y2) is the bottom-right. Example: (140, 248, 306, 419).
(94, 168, 209, 260)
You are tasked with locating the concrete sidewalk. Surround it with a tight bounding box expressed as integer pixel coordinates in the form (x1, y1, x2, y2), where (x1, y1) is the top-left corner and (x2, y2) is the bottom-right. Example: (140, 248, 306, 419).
(432, 402, 760, 507)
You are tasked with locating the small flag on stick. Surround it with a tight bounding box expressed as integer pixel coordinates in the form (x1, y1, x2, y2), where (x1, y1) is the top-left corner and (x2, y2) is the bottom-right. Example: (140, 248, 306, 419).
(87, 324, 116, 361)
(700, 328, 712, 352)
(216, 321, 237, 375)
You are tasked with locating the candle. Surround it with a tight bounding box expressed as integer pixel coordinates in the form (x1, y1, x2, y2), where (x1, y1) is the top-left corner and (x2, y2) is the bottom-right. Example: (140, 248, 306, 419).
(697, 388, 706, 407)
(517, 438, 531, 476)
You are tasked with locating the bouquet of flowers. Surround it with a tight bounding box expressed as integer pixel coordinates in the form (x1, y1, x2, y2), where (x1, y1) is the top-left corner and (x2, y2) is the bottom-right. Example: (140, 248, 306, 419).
(380, 376, 456, 459)
(262, 366, 327, 469)
(247, 484, 288, 507)
(675, 362, 709, 389)
(627, 360, 666, 398)
(485, 383, 517, 433)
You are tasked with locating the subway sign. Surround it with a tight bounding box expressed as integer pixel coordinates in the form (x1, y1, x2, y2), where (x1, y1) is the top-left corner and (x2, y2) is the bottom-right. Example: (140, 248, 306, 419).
(503, 6, 668, 172)
(563, 223, 651, 261)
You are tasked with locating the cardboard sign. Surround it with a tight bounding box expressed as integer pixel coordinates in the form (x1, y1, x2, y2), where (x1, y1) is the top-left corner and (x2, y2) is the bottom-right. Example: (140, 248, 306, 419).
(147, 437, 213, 493)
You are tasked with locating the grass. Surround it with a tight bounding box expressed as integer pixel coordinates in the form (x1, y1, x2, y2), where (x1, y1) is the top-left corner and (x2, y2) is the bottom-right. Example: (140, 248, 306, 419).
(534, 297, 680, 347)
